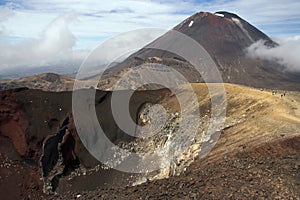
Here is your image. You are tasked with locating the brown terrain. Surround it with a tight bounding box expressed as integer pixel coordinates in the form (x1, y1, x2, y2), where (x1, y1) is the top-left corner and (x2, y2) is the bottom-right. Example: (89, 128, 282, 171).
(0, 11, 300, 200)
(0, 84, 299, 199)
(51, 84, 300, 199)
(0, 73, 75, 92)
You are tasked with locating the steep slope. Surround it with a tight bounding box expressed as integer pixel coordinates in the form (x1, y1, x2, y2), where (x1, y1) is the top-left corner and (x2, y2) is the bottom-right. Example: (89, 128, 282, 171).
(106, 11, 300, 91)
(174, 11, 276, 56)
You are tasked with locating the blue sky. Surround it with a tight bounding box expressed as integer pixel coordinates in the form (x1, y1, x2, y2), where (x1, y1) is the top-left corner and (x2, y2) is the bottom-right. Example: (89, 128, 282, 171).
(1, 0, 300, 47)
(0, 0, 299, 69)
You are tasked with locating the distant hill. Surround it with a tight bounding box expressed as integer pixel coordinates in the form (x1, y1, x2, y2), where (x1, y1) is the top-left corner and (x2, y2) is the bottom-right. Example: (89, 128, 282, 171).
(0, 73, 76, 91)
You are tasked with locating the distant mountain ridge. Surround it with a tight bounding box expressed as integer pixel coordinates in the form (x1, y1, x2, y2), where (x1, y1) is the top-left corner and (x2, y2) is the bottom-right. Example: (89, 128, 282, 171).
(1, 11, 300, 91)
(0, 73, 75, 91)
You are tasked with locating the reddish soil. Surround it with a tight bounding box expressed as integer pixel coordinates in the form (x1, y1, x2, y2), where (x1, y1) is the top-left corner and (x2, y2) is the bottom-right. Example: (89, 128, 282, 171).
(0, 85, 299, 199)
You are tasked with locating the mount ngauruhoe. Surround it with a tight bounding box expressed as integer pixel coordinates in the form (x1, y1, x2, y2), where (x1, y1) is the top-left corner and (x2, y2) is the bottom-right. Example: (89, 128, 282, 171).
(112, 11, 300, 91)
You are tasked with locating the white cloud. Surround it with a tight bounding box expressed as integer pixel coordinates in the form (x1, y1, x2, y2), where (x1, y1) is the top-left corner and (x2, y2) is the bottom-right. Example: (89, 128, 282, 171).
(0, 14, 166, 71)
(246, 36, 300, 71)
(0, 0, 188, 40)
(0, 15, 88, 69)
(0, 6, 15, 35)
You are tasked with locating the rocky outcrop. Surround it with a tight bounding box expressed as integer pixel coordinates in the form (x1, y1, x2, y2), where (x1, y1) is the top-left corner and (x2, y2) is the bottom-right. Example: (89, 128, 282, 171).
(40, 115, 81, 194)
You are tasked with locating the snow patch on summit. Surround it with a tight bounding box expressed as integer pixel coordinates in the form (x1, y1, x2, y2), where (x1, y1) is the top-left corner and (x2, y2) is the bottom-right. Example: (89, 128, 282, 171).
(215, 13, 224, 18)
(188, 20, 194, 27)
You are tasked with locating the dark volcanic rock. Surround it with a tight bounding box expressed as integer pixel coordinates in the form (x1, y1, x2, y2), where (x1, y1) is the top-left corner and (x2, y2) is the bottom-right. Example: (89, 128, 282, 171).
(40, 125, 68, 177)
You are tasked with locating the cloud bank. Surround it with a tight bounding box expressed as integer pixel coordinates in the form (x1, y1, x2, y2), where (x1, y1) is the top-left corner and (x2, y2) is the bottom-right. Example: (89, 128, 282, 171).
(246, 36, 300, 71)
(0, 15, 88, 69)
(0, 14, 165, 72)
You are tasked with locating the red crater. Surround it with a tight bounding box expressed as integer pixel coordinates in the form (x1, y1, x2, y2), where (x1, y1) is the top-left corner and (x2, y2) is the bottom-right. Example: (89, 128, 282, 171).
(0, 89, 29, 156)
